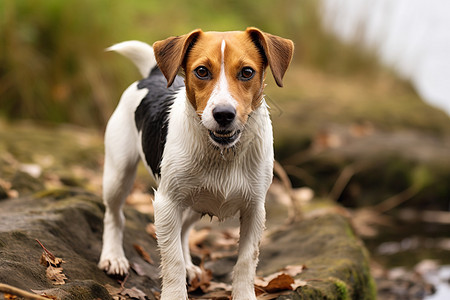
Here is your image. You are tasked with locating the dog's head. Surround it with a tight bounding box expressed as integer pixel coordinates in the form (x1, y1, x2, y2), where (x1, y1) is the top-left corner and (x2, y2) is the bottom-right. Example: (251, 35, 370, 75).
(153, 28, 294, 148)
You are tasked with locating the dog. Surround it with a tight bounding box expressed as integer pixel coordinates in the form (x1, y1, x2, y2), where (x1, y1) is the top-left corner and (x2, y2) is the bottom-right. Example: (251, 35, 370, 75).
(98, 28, 294, 300)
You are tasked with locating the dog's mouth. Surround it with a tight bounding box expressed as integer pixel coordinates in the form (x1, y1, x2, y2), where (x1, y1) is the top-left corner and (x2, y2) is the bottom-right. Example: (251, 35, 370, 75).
(208, 129, 241, 147)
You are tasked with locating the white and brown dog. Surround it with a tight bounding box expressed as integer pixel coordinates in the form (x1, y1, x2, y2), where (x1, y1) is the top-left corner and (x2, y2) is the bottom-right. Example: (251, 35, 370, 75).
(98, 28, 294, 300)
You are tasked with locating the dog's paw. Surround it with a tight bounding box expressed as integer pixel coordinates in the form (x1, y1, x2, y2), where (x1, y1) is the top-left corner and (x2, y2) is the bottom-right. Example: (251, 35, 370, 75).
(98, 256, 130, 276)
(186, 263, 203, 284)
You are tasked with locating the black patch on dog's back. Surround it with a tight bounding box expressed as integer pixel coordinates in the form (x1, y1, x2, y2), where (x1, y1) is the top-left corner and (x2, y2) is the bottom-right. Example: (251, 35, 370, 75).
(135, 67, 184, 177)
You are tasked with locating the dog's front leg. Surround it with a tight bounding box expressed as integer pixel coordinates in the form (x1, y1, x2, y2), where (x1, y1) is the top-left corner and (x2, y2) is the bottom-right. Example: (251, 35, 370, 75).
(232, 202, 266, 300)
(153, 191, 188, 300)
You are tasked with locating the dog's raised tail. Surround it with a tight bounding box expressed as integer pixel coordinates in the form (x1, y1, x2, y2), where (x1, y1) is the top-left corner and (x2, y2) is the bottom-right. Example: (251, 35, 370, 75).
(107, 41, 157, 78)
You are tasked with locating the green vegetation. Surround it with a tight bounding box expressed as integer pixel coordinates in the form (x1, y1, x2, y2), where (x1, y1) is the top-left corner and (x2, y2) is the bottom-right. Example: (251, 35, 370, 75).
(4, 0, 446, 130)
(0, 0, 317, 126)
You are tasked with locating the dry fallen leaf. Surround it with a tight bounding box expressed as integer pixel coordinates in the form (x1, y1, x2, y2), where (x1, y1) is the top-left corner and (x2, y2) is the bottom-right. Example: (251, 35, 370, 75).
(121, 287, 148, 300)
(133, 244, 154, 264)
(281, 265, 306, 277)
(254, 264, 308, 296)
(45, 266, 68, 285)
(105, 284, 148, 300)
(188, 263, 213, 293)
(189, 228, 211, 254)
(257, 273, 294, 293)
(36, 239, 67, 285)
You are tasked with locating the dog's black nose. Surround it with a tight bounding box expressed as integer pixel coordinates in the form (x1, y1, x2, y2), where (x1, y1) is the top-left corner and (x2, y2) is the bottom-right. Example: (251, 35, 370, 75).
(213, 106, 236, 127)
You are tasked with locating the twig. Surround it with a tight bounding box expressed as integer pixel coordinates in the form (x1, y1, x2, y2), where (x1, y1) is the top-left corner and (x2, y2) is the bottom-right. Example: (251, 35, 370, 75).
(119, 272, 130, 293)
(35, 239, 56, 261)
(372, 185, 419, 213)
(273, 160, 303, 222)
(328, 161, 369, 202)
(0, 283, 49, 300)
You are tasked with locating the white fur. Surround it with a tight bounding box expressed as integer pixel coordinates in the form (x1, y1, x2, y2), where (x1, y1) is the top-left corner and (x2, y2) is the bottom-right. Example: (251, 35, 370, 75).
(201, 40, 240, 137)
(107, 41, 157, 78)
(99, 41, 274, 300)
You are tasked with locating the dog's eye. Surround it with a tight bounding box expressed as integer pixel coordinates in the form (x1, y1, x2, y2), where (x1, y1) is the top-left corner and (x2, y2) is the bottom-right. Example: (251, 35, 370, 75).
(194, 66, 211, 80)
(239, 67, 255, 81)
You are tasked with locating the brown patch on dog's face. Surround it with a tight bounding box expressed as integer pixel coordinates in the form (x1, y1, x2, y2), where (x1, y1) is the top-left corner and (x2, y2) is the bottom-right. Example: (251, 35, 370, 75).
(184, 31, 267, 124)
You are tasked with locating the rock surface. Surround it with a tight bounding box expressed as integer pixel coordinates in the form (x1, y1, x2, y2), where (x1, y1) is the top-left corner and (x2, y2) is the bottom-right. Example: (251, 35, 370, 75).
(0, 122, 375, 299)
(0, 191, 160, 299)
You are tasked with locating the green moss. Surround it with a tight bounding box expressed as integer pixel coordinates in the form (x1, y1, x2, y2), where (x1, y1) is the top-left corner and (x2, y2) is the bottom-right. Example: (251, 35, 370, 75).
(331, 277, 350, 300)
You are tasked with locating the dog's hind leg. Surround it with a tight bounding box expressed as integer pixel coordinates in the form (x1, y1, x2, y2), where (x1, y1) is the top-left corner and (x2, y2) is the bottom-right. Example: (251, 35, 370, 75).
(98, 106, 140, 276)
(181, 208, 202, 282)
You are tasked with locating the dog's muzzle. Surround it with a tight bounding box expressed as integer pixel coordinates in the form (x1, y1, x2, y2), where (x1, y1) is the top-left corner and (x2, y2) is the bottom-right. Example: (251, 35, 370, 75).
(206, 105, 242, 147)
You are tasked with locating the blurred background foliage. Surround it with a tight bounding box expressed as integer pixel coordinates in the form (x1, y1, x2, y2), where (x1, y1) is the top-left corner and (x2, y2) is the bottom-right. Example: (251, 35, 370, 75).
(1, 0, 450, 204)
(1, 0, 407, 127)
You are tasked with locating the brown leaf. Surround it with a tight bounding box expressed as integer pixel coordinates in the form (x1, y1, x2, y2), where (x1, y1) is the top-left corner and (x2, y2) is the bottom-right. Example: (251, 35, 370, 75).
(255, 273, 295, 294)
(281, 265, 306, 277)
(36, 239, 67, 285)
(133, 244, 154, 264)
(37, 240, 64, 267)
(46, 266, 67, 285)
(264, 273, 294, 292)
(121, 286, 148, 300)
(40, 252, 64, 267)
(187, 263, 213, 293)
(105, 284, 148, 300)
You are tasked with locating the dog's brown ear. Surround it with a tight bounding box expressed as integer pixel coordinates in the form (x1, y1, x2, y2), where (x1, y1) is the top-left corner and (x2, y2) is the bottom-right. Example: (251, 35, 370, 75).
(246, 27, 294, 87)
(153, 29, 203, 87)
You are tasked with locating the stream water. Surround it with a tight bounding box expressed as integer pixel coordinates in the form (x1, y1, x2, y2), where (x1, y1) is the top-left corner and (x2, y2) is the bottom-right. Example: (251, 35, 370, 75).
(320, 0, 450, 116)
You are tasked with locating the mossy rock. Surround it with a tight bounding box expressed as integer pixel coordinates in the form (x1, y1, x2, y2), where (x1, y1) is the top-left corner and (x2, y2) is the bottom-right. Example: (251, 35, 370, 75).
(0, 190, 160, 299)
(259, 213, 376, 300)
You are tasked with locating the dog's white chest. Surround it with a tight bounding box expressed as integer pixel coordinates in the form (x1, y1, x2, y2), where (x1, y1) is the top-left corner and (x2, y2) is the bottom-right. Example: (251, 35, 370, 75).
(177, 150, 257, 220)
(190, 188, 243, 220)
